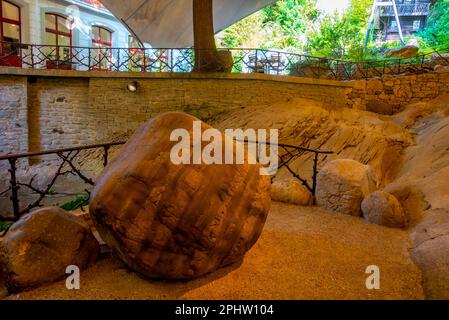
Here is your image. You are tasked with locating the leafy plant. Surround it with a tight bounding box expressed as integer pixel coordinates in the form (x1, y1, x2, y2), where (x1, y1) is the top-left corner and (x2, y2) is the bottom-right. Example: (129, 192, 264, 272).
(419, 0, 449, 49)
(59, 194, 89, 211)
(0, 221, 13, 233)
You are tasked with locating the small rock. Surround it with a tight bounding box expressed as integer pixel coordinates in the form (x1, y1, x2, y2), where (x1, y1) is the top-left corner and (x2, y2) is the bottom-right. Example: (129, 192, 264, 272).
(434, 65, 449, 73)
(271, 178, 313, 206)
(316, 159, 378, 216)
(388, 45, 419, 59)
(0, 207, 99, 292)
(361, 191, 407, 228)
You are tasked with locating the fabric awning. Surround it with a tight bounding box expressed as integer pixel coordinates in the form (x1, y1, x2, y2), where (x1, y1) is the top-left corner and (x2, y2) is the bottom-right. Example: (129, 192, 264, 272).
(100, 0, 277, 48)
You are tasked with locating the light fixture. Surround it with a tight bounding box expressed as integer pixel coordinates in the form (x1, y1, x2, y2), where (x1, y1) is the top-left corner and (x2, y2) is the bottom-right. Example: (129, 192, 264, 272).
(127, 81, 139, 92)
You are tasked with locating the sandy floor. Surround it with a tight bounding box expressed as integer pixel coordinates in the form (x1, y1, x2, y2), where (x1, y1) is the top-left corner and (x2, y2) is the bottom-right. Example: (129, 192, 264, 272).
(5, 202, 424, 300)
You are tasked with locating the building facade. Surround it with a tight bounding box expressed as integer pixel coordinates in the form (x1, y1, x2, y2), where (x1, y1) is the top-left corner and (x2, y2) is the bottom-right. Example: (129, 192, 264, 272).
(377, 0, 432, 41)
(0, 0, 142, 68)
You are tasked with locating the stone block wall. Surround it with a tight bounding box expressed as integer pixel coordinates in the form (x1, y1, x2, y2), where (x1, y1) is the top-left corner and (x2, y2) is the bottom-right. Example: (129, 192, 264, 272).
(0, 76, 28, 155)
(346, 69, 449, 113)
(1, 68, 449, 157)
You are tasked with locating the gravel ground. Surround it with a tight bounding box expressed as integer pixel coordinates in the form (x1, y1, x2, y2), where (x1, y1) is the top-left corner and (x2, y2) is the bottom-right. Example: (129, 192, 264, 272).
(4, 202, 424, 300)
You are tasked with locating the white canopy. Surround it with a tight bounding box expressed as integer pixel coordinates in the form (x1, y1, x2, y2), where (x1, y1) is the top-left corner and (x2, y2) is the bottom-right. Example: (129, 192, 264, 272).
(100, 0, 278, 48)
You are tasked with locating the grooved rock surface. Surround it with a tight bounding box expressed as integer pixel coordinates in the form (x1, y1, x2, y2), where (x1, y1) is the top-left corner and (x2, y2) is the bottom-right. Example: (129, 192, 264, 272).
(362, 191, 407, 228)
(213, 98, 413, 187)
(0, 207, 99, 292)
(89, 112, 271, 280)
(270, 178, 313, 206)
(316, 159, 378, 216)
(387, 94, 449, 298)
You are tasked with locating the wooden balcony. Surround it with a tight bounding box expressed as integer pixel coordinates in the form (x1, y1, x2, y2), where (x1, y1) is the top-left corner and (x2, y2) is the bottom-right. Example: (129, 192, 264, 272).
(380, 3, 431, 16)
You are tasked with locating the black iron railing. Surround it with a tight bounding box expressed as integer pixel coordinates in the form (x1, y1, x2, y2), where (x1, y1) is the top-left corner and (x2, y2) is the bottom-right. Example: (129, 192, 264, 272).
(242, 140, 333, 196)
(0, 41, 448, 80)
(0, 140, 332, 219)
(0, 141, 125, 219)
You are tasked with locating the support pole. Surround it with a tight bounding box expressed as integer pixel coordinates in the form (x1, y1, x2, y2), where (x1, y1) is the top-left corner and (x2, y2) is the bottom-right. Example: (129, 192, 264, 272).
(8, 158, 20, 218)
(193, 0, 217, 71)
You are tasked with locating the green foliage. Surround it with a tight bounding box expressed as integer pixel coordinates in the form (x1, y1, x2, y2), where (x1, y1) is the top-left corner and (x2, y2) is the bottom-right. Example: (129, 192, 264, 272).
(306, 0, 373, 60)
(0, 221, 13, 233)
(219, 0, 446, 60)
(419, 0, 449, 49)
(59, 194, 89, 211)
(219, 0, 319, 52)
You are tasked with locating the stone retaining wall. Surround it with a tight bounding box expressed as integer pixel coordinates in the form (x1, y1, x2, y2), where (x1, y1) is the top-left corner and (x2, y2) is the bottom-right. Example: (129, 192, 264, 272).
(1, 67, 448, 155)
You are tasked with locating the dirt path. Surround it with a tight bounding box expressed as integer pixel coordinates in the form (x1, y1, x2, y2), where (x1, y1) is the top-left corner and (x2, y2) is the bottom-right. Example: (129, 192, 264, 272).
(6, 202, 424, 300)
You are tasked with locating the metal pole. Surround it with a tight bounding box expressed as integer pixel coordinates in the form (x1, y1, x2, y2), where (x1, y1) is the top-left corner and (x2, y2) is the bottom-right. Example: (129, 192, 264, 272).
(103, 146, 110, 167)
(8, 158, 20, 218)
(312, 152, 319, 200)
(392, 0, 405, 45)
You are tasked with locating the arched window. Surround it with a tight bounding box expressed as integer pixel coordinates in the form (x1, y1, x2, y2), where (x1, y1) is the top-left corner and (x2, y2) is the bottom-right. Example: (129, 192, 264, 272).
(91, 25, 112, 70)
(0, 0, 21, 67)
(45, 13, 72, 67)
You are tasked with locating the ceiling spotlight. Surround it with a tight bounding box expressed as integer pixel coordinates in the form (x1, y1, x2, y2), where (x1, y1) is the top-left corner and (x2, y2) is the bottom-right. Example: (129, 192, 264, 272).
(127, 81, 139, 92)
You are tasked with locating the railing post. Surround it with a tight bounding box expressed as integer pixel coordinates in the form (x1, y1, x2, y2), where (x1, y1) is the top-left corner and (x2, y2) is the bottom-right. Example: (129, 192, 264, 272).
(312, 152, 319, 201)
(277, 51, 281, 75)
(117, 48, 120, 72)
(8, 158, 20, 218)
(254, 49, 258, 73)
(103, 145, 110, 167)
(30, 44, 35, 69)
(88, 47, 92, 70)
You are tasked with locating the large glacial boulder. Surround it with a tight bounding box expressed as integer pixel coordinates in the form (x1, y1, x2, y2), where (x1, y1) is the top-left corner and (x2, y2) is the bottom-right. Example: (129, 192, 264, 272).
(271, 178, 312, 206)
(89, 112, 271, 280)
(316, 159, 378, 216)
(361, 191, 407, 228)
(0, 207, 99, 292)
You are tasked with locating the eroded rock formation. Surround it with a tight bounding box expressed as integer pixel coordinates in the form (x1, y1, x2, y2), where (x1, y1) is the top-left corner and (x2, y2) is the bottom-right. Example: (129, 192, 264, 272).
(89, 112, 271, 280)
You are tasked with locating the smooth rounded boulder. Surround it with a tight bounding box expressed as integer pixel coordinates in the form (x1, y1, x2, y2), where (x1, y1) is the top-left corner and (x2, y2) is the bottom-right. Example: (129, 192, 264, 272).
(316, 159, 378, 216)
(271, 178, 313, 206)
(89, 112, 271, 280)
(0, 207, 99, 292)
(362, 191, 407, 228)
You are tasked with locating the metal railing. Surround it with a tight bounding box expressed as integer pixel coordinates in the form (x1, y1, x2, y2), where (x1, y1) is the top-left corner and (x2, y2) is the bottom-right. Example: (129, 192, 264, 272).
(1, 41, 449, 80)
(380, 3, 431, 16)
(0, 140, 333, 219)
(0, 141, 125, 219)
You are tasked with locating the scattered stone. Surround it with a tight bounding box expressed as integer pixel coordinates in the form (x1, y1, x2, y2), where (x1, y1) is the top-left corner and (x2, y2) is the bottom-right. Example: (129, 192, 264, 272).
(316, 159, 378, 216)
(0, 207, 99, 292)
(89, 112, 271, 280)
(384, 184, 430, 227)
(361, 191, 407, 228)
(271, 178, 313, 206)
(388, 45, 419, 59)
(434, 65, 449, 73)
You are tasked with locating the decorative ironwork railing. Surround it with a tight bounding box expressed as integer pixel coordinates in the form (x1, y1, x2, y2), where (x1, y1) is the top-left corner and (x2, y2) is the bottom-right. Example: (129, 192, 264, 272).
(0, 142, 125, 219)
(0, 140, 333, 219)
(380, 3, 431, 16)
(0, 41, 448, 80)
